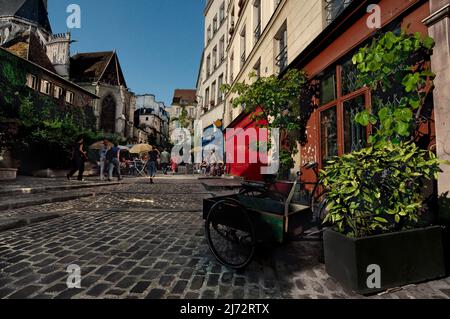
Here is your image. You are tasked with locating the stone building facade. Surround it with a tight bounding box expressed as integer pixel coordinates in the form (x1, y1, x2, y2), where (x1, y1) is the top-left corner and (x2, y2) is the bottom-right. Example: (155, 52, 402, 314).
(70, 51, 136, 141)
(134, 94, 170, 147)
(197, 0, 229, 135)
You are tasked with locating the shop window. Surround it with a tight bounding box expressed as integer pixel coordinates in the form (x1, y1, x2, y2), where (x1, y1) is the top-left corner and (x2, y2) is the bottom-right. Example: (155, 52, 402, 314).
(341, 56, 359, 96)
(320, 106, 338, 164)
(343, 95, 367, 153)
(320, 69, 337, 105)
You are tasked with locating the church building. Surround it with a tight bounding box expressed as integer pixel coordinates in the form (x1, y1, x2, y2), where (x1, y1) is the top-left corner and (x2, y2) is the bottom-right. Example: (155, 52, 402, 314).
(0, 0, 135, 140)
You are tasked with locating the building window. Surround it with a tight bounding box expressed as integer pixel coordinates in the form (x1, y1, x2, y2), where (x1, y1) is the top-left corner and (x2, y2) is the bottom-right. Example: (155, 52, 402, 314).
(320, 106, 338, 164)
(320, 68, 337, 105)
(253, 58, 261, 79)
(206, 54, 211, 76)
(219, 36, 225, 62)
(230, 51, 235, 82)
(26, 74, 38, 90)
(213, 15, 218, 35)
(230, 7, 236, 36)
(253, 0, 262, 44)
(207, 25, 212, 43)
(205, 88, 210, 111)
(275, 22, 288, 72)
(53, 85, 63, 99)
(40, 80, 51, 95)
(317, 56, 371, 167)
(211, 81, 217, 107)
(218, 74, 224, 103)
(343, 95, 367, 153)
(66, 91, 75, 104)
(240, 26, 246, 68)
(274, 0, 282, 11)
(213, 46, 218, 69)
(219, 2, 225, 24)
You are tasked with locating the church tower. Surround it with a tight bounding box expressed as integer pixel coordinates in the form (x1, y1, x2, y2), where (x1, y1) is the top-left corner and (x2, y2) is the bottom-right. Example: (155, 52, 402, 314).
(46, 32, 72, 78)
(0, 0, 52, 45)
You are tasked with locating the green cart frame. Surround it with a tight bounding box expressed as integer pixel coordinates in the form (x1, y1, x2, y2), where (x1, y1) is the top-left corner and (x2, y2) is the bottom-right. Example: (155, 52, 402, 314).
(203, 163, 327, 269)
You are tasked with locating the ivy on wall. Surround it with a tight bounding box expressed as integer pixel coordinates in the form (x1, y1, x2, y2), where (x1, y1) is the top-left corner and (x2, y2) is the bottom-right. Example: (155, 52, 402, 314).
(0, 49, 102, 171)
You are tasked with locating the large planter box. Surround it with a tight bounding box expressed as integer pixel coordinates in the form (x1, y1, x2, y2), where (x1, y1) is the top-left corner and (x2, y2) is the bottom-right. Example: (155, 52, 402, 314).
(0, 168, 18, 181)
(324, 226, 446, 295)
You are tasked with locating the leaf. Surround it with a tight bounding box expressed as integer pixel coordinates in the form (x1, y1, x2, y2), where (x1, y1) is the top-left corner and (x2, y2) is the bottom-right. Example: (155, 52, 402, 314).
(423, 36, 435, 49)
(355, 110, 371, 126)
(394, 108, 413, 122)
(396, 121, 410, 136)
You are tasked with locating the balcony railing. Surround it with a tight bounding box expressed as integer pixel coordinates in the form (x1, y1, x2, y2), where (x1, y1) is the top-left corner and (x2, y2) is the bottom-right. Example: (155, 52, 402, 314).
(254, 22, 261, 43)
(325, 0, 353, 24)
(241, 51, 246, 66)
(275, 46, 288, 71)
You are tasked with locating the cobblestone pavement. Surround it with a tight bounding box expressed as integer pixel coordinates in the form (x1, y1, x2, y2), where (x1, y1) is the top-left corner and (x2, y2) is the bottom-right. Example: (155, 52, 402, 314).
(1, 177, 450, 299)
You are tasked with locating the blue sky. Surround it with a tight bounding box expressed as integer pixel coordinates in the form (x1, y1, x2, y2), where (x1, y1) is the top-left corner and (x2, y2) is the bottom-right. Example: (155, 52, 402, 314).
(48, 0, 204, 106)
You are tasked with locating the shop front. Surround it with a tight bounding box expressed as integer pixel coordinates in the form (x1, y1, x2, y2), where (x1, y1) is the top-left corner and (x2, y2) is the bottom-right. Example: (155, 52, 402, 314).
(287, 0, 434, 184)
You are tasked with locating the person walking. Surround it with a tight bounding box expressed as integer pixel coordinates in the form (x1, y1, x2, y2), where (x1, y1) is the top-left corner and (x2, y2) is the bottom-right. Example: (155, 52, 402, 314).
(67, 135, 88, 181)
(147, 146, 160, 184)
(160, 148, 170, 175)
(108, 143, 123, 182)
(99, 139, 109, 181)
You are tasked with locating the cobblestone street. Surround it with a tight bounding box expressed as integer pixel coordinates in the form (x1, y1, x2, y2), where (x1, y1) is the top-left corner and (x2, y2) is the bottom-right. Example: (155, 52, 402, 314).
(1, 177, 450, 299)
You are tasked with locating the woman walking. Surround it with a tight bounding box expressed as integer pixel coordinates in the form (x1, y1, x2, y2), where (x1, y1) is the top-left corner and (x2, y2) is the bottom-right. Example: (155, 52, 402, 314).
(67, 135, 88, 181)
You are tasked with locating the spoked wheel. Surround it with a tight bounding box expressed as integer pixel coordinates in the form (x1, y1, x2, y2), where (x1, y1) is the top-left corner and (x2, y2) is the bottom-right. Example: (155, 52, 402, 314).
(205, 199, 256, 269)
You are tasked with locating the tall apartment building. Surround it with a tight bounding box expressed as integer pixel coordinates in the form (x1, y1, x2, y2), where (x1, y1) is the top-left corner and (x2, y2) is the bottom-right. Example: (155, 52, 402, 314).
(196, 0, 229, 149)
(224, 0, 326, 127)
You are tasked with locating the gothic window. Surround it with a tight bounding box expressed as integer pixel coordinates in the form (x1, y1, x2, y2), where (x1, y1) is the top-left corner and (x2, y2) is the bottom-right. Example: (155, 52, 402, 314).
(100, 95, 116, 133)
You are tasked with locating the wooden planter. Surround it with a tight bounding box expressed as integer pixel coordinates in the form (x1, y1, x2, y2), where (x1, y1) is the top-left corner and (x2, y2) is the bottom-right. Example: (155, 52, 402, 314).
(0, 168, 18, 181)
(323, 226, 447, 295)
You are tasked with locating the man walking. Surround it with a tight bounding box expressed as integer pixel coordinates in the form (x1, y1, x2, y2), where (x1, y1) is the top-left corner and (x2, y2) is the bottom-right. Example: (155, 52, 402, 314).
(160, 148, 170, 175)
(148, 146, 160, 184)
(67, 135, 88, 181)
(99, 139, 109, 181)
(108, 143, 123, 182)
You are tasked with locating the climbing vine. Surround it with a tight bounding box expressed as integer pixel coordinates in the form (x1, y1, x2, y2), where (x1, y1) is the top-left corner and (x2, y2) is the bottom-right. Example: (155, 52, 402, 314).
(352, 30, 436, 146)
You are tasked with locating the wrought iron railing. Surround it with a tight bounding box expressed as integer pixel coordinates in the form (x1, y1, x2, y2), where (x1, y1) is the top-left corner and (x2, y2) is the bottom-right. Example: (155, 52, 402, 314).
(325, 0, 353, 24)
(275, 46, 288, 71)
(254, 22, 261, 43)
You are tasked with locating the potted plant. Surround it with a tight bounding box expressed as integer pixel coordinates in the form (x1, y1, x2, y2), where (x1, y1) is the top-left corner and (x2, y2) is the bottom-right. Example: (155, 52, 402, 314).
(321, 143, 446, 295)
(321, 31, 448, 294)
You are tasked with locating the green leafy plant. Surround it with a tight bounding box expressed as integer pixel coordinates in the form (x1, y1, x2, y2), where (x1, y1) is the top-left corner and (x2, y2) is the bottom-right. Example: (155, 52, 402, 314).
(352, 30, 435, 146)
(222, 69, 309, 173)
(321, 31, 445, 238)
(321, 142, 442, 238)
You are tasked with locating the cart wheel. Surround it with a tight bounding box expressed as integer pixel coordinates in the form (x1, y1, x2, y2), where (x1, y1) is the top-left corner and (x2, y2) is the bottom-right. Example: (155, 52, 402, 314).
(205, 199, 256, 269)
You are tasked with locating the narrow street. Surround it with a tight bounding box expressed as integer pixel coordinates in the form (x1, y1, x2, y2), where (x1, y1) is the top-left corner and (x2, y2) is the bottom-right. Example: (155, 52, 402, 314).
(0, 177, 450, 299)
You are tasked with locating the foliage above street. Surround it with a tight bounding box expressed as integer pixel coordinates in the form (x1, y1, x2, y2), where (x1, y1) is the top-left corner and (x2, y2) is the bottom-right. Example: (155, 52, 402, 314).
(223, 69, 310, 172)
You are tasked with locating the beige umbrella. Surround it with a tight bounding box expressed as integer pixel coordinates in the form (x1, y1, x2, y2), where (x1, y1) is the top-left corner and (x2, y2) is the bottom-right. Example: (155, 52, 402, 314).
(89, 140, 113, 150)
(129, 143, 153, 154)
